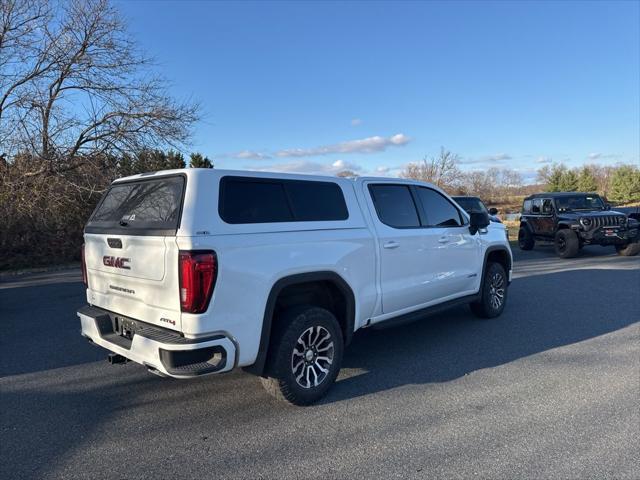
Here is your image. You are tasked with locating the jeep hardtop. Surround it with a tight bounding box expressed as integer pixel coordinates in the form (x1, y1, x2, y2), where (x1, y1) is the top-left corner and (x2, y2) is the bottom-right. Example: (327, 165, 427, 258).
(78, 168, 513, 404)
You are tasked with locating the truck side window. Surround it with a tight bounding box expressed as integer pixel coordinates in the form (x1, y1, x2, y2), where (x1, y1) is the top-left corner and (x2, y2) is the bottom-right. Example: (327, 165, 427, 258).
(369, 184, 420, 228)
(415, 187, 463, 227)
(219, 176, 348, 223)
(542, 199, 554, 214)
(523, 199, 532, 213)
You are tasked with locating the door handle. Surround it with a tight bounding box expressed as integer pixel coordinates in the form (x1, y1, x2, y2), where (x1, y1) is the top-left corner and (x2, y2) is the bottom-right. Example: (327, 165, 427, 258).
(383, 241, 400, 249)
(438, 236, 449, 244)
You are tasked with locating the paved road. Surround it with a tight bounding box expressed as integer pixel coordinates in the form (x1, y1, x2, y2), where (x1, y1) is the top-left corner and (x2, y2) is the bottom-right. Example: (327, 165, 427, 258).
(1, 246, 639, 479)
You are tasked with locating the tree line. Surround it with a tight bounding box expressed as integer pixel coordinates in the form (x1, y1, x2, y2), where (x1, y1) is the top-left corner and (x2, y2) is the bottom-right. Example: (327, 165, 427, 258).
(400, 148, 640, 206)
(399, 148, 528, 205)
(536, 163, 640, 203)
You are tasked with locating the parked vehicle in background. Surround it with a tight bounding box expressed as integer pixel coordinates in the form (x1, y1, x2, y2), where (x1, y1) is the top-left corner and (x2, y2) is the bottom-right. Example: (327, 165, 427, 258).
(518, 192, 640, 258)
(615, 205, 640, 222)
(453, 196, 509, 240)
(452, 196, 502, 223)
(78, 169, 513, 405)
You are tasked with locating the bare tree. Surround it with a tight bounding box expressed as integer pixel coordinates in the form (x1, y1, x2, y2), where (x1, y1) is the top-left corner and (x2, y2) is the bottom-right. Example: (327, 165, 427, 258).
(0, 0, 199, 176)
(336, 169, 357, 177)
(400, 147, 462, 190)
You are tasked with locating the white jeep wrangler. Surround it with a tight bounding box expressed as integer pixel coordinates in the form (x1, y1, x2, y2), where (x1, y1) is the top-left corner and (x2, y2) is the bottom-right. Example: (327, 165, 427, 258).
(78, 169, 512, 405)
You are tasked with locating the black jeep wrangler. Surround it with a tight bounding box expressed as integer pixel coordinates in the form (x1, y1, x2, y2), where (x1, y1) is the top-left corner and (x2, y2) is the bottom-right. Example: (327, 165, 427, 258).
(518, 192, 640, 258)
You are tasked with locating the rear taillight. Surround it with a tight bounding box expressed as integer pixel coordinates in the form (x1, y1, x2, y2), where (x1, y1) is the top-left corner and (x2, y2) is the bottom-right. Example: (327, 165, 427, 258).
(178, 251, 217, 314)
(81, 244, 88, 287)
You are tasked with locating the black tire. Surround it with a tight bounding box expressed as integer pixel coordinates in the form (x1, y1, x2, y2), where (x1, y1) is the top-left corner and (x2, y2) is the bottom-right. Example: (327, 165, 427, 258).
(260, 306, 343, 406)
(554, 229, 580, 258)
(470, 262, 508, 319)
(615, 242, 640, 256)
(518, 226, 535, 250)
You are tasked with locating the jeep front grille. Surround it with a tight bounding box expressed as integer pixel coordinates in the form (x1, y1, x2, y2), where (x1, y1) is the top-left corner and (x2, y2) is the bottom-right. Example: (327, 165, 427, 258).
(590, 215, 625, 229)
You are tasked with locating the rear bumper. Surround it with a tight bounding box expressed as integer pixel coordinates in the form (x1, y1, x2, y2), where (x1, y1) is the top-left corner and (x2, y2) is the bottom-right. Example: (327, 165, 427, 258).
(78, 305, 236, 378)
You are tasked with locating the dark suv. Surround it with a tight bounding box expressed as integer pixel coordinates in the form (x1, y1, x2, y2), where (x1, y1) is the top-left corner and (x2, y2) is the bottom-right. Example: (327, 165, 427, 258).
(518, 192, 640, 258)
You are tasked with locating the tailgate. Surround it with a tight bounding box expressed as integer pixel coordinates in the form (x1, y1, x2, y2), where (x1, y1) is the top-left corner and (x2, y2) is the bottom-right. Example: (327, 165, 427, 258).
(84, 235, 182, 331)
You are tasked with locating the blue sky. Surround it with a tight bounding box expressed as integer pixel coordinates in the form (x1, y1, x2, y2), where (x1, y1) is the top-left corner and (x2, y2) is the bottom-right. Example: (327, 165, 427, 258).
(116, 0, 639, 181)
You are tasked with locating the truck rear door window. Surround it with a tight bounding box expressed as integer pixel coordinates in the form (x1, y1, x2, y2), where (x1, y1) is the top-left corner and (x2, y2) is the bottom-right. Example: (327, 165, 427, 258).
(86, 176, 185, 235)
(368, 184, 420, 228)
(219, 176, 348, 224)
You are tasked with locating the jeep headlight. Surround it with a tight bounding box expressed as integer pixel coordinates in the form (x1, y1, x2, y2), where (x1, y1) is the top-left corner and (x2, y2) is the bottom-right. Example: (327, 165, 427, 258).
(579, 217, 592, 229)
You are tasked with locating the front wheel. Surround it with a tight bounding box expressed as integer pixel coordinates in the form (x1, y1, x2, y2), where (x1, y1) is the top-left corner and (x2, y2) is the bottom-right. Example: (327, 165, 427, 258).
(260, 306, 344, 406)
(470, 262, 508, 319)
(615, 242, 640, 256)
(554, 229, 580, 258)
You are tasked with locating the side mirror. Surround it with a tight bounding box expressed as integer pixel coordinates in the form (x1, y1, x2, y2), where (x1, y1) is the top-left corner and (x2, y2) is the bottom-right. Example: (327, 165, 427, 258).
(532, 205, 541, 214)
(605, 203, 611, 210)
(469, 211, 490, 235)
(488, 207, 498, 215)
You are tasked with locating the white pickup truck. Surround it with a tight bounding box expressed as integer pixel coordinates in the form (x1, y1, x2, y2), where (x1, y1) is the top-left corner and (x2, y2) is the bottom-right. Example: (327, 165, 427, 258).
(78, 169, 512, 405)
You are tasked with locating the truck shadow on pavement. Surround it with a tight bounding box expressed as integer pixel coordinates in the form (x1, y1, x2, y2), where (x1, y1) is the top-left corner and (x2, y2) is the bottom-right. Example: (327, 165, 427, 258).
(325, 266, 639, 404)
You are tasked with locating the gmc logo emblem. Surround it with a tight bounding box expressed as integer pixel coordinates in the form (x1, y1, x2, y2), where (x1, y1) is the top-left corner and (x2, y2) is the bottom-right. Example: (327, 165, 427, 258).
(103, 256, 131, 270)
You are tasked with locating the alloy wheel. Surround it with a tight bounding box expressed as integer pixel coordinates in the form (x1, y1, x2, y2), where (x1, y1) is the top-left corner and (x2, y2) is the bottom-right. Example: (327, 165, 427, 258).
(291, 326, 334, 389)
(488, 272, 505, 310)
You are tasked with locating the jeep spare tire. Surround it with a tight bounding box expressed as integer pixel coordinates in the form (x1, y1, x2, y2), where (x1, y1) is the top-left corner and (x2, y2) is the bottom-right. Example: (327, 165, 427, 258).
(554, 229, 580, 258)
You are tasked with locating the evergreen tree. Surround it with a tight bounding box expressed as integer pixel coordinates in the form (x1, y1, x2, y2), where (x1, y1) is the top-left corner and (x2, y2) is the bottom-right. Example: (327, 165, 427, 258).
(577, 166, 598, 192)
(545, 164, 567, 191)
(558, 169, 579, 191)
(609, 165, 640, 204)
(117, 149, 185, 176)
(189, 152, 214, 168)
(165, 150, 186, 169)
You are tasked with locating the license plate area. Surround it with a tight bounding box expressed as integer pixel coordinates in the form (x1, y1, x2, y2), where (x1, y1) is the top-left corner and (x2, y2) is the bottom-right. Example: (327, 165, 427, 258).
(604, 228, 619, 237)
(114, 317, 137, 340)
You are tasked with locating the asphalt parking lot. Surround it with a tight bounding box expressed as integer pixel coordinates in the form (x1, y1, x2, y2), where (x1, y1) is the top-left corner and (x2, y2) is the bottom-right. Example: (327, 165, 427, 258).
(1, 246, 639, 480)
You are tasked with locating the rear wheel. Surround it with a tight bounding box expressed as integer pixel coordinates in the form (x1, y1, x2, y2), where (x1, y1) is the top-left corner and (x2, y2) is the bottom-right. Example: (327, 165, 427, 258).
(518, 226, 535, 250)
(260, 306, 343, 406)
(615, 242, 640, 256)
(470, 262, 508, 319)
(554, 229, 580, 258)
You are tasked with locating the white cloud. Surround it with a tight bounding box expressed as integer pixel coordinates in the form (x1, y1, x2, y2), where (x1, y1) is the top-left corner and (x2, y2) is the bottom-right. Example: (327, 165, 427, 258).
(460, 153, 512, 165)
(234, 150, 271, 160)
(376, 166, 390, 173)
(216, 150, 271, 160)
(252, 159, 362, 175)
(351, 118, 362, 126)
(587, 152, 620, 161)
(275, 133, 411, 158)
(536, 156, 552, 164)
(483, 153, 512, 162)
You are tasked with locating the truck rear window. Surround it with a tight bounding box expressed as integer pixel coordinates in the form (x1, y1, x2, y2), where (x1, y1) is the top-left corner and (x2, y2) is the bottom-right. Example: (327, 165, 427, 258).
(219, 176, 349, 224)
(86, 176, 185, 235)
